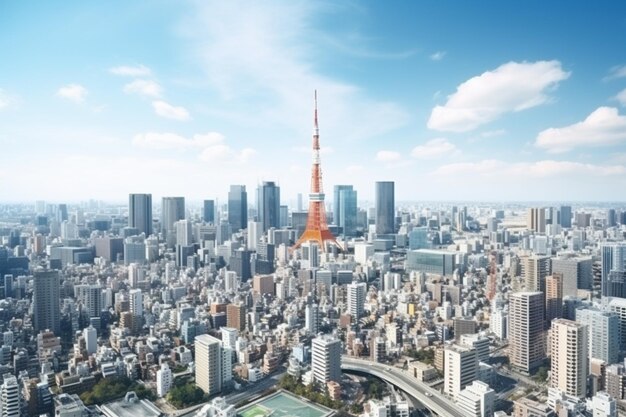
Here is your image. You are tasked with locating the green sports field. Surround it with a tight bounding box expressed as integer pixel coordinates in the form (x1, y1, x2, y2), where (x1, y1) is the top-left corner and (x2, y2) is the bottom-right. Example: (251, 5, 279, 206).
(240, 404, 271, 417)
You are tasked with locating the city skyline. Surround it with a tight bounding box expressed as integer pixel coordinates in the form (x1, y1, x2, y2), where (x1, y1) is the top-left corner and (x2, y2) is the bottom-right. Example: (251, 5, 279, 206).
(2, 1, 626, 202)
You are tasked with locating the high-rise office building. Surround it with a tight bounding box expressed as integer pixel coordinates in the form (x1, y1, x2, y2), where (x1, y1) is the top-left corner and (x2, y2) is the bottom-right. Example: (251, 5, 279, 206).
(456, 380, 495, 417)
(203, 200, 215, 224)
(33, 269, 60, 334)
(129, 289, 143, 318)
(550, 319, 588, 399)
(375, 181, 395, 234)
(601, 243, 626, 297)
(83, 326, 97, 355)
(545, 274, 563, 327)
(157, 363, 173, 398)
(509, 292, 545, 373)
(195, 334, 223, 395)
(162, 197, 185, 245)
(0, 375, 20, 417)
(444, 344, 478, 399)
(311, 335, 341, 384)
(257, 181, 280, 232)
(521, 255, 551, 293)
(226, 304, 246, 331)
(560, 206, 572, 228)
(334, 185, 357, 237)
(608, 209, 617, 227)
(247, 221, 262, 251)
(228, 185, 247, 232)
(305, 303, 319, 334)
(347, 282, 366, 319)
(128, 193, 152, 236)
(576, 308, 620, 365)
(231, 249, 252, 282)
(527, 207, 546, 233)
(175, 219, 193, 246)
(552, 256, 593, 295)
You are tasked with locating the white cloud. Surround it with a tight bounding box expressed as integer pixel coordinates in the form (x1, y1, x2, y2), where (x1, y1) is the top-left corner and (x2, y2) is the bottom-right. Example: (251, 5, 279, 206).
(605, 65, 626, 81)
(432, 159, 626, 178)
(109, 64, 152, 77)
(411, 138, 457, 159)
(152, 100, 191, 121)
(123, 79, 162, 98)
(181, 1, 409, 141)
(133, 131, 253, 164)
(133, 132, 224, 150)
(376, 150, 402, 162)
(430, 51, 446, 61)
(535, 107, 626, 153)
(431, 159, 626, 182)
(428, 60, 570, 132)
(57, 84, 88, 103)
(616, 88, 626, 106)
(0, 89, 10, 110)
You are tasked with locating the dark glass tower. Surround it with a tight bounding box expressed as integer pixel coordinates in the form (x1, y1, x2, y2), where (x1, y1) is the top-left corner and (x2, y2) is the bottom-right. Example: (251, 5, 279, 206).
(257, 181, 280, 232)
(129, 193, 152, 236)
(228, 185, 248, 232)
(334, 185, 357, 237)
(203, 200, 215, 223)
(375, 181, 395, 234)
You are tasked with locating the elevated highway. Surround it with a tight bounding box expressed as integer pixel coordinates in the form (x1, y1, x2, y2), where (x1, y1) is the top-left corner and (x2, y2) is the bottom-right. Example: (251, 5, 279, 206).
(341, 356, 464, 417)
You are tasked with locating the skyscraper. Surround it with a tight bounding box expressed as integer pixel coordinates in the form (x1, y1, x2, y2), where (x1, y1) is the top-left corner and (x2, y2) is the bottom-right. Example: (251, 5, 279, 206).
(334, 185, 357, 237)
(527, 207, 546, 233)
(228, 185, 247, 232)
(509, 292, 545, 373)
(162, 197, 185, 244)
(347, 282, 366, 319)
(257, 181, 280, 232)
(521, 255, 551, 293)
(203, 199, 215, 224)
(33, 269, 60, 334)
(601, 242, 626, 297)
(559, 205, 572, 228)
(0, 375, 20, 417)
(444, 344, 478, 399)
(311, 335, 341, 384)
(128, 193, 152, 236)
(545, 273, 563, 327)
(576, 308, 620, 365)
(551, 319, 588, 399)
(195, 334, 223, 395)
(375, 181, 395, 234)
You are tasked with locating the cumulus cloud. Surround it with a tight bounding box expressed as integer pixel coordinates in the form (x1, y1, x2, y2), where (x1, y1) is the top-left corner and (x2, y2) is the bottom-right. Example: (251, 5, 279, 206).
(123, 79, 162, 98)
(430, 51, 446, 61)
(428, 60, 570, 132)
(535, 107, 626, 153)
(57, 84, 88, 103)
(411, 138, 457, 159)
(152, 100, 191, 121)
(133, 131, 253, 163)
(376, 150, 402, 162)
(109, 64, 152, 77)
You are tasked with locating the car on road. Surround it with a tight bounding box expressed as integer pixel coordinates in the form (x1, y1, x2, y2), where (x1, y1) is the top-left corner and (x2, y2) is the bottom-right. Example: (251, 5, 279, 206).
(424, 392, 432, 397)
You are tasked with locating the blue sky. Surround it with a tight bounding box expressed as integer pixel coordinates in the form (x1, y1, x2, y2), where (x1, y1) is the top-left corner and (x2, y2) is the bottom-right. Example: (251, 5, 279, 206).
(1, 1, 626, 203)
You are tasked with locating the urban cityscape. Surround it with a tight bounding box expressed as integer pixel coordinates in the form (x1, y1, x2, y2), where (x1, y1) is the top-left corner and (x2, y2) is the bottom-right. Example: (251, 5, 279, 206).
(2, 2, 626, 417)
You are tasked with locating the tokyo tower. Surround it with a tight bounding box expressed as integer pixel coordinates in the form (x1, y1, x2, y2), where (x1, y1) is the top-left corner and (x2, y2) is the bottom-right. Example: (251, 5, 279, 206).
(292, 91, 342, 252)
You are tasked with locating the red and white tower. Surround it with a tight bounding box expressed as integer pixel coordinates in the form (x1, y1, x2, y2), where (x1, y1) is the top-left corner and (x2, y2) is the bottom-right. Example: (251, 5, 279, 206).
(293, 91, 341, 252)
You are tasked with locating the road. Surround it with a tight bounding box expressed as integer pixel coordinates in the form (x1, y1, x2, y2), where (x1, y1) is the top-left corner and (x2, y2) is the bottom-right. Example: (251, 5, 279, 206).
(341, 356, 465, 417)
